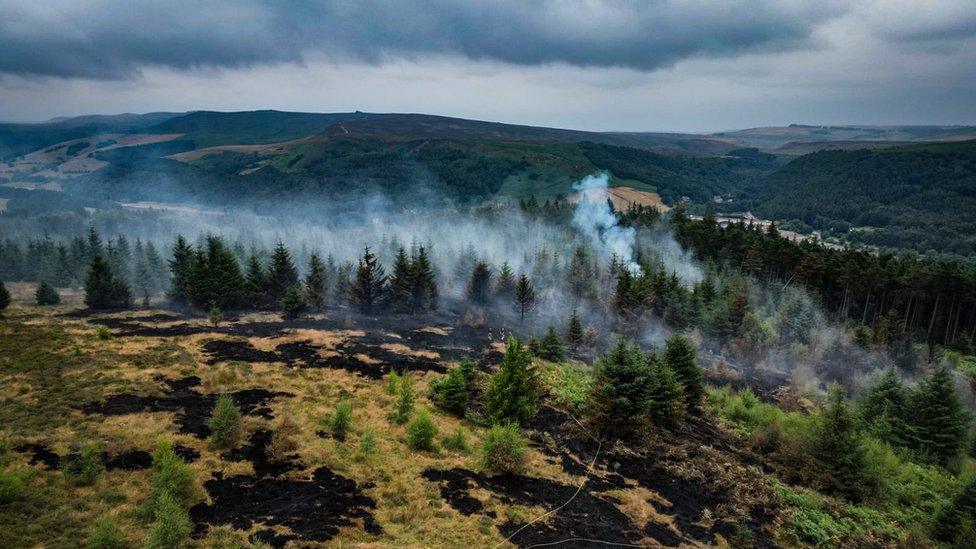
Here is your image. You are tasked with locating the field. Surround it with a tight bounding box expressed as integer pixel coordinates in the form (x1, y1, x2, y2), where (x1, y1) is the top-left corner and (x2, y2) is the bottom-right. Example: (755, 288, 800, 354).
(1, 283, 789, 548)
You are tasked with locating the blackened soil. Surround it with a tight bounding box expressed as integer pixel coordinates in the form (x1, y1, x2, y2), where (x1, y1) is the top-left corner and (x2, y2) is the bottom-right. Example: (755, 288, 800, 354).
(202, 339, 279, 365)
(83, 376, 292, 438)
(14, 443, 199, 471)
(202, 338, 449, 379)
(222, 430, 300, 478)
(190, 467, 381, 548)
(422, 467, 644, 548)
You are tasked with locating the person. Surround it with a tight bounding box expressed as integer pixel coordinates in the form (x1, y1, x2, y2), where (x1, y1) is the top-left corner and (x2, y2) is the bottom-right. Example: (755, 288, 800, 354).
(487, 327, 494, 342)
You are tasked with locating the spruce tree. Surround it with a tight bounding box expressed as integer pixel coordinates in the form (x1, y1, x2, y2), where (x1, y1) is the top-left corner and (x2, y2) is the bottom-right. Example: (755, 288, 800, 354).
(279, 287, 307, 319)
(244, 253, 266, 301)
(664, 334, 704, 411)
(468, 261, 493, 305)
(202, 235, 246, 309)
(35, 281, 60, 306)
(905, 366, 970, 466)
(85, 254, 131, 309)
(495, 261, 515, 298)
(588, 340, 654, 437)
(567, 246, 596, 302)
(0, 280, 10, 315)
(514, 273, 535, 322)
(266, 241, 299, 302)
(388, 247, 414, 313)
(537, 325, 566, 362)
(167, 235, 194, 303)
(813, 385, 872, 502)
(350, 246, 387, 314)
(303, 252, 327, 312)
(934, 477, 976, 545)
(484, 338, 539, 425)
(566, 310, 584, 349)
(411, 246, 438, 311)
(647, 353, 683, 426)
(858, 367, 908, 443)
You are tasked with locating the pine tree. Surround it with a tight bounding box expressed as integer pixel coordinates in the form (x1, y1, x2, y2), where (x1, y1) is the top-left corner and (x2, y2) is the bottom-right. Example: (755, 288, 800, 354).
(468, 261, 493, 305)
(266, 241, 299, 302)
(244, 253, 266, 299)
(647, 353, 683, 426)
(167, 235, 194, 303)
(279, 286, 307, 319)
(514, 273, 535, 322)
(934, 477, 976, 545)
(905, 366, 970, 466)
(0, 280, 10, 315)
(484, 338, 539, 425)
(201, 235, 246, 309)
(537, 325, 566, 362)
(495, 261, 515, 298)
(411, 246, 438, 311)
(588, 340, 654, 437)
(35, 281, 60, 306)
(350, 246, 388, 314)
(664, 334, 704, 411)
(567, 246, 596, 302)
(813, 385, 872, 502)
(566, 310, 584, 349)
(303, 252, 327, 312)
(858, 368, 908, 443)
(388, 247, 414, 313)
(85, 254, 131, 309)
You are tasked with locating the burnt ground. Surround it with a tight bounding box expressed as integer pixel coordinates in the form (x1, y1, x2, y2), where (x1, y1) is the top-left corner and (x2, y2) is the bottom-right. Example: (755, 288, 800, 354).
(191, 427, 379, 547)
(424, 404, 780, 548)
(201, 337, 452, 379)
(13, 443, 199, 471)
(82, 376, 292, 438)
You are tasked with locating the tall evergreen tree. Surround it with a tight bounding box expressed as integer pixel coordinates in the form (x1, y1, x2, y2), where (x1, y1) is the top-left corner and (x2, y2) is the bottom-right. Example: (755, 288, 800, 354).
(905, 366, 970, 466)
(266, 241, 299, 302)
(167, 236, 194, 303)
(566, 309, 584, 349)
(495, 261, 516, 298)
(588, 339, 653, 437)
(567, 246, 597, 302)
(858, 368, 908, 443)
(244, 254, 266, 297)
(388, 247, 414, 313)
(813, 385, 872, 502)
(411, 246, 438, 311)
(350, 246, 388, 314)
(514, 273, 535, 322)
(84, 254, 131, 309)
(648, 354, 683, 426)
(934, 477, 976, 545)
(303, 252, 328, 312)
(468, 261, 493, 305)
(0, 280, 10, 316)
(484, 337, 539, 425)
(664, 334, 704, 411)
(536, 325, 566, 362)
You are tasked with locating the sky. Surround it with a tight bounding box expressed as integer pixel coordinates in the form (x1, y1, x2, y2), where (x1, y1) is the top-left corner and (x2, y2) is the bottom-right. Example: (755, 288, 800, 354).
(1, 0, 974, 132)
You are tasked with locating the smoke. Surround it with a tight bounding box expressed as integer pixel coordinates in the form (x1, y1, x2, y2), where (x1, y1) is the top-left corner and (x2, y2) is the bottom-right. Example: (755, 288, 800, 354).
(571, 172, 640, 274)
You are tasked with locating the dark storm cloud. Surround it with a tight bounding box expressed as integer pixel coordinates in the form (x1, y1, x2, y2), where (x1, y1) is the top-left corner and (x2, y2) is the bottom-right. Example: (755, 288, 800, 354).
(0, 0, 843, 80)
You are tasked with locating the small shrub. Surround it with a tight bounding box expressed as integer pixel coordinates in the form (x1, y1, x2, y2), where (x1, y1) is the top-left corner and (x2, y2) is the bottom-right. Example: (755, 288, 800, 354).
(61, 444, 104, 486)
(0, 469, 27, 506)
(145, 492, 192, 549)
(359, 429, 377, 456)
(208, 394, 242, 449)
(267, 413, 300, 461)
(480, 423, 527, 474)
(35, 281, 61, 306)
(86, 515, 126, 549)
(208, 307, 222, 328)
(279, 287, 307, 319)
(96, 326, 111, 340)
(407, 410, 438, 451)
(146, 439, 197, 512)
(430, 360, 473, 417)
(329, 401, 353, 440)
(390, 375, 415, 425)
(443, 428, 469, 452)
(385, 370, 401, 395)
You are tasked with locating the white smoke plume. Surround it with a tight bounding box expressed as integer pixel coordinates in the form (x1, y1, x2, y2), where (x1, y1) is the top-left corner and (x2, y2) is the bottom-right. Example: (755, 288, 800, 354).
(571, 172, 641, 274)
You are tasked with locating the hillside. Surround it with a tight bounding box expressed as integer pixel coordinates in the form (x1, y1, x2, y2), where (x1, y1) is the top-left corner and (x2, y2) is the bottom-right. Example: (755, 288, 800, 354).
(747, 141, 976, 255)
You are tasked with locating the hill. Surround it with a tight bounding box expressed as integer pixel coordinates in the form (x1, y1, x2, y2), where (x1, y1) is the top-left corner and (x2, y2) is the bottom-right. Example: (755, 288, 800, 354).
(747, 141, 976, 255)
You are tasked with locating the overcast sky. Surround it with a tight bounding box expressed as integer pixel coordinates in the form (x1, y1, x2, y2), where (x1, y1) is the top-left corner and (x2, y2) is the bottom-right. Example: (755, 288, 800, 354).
(1, 0, 974, 132)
